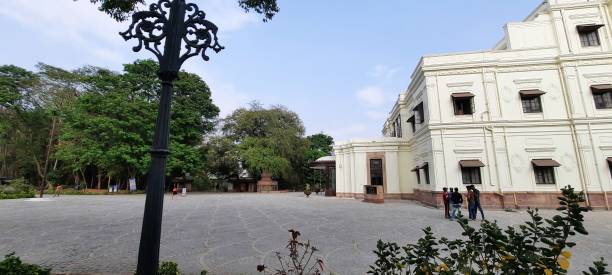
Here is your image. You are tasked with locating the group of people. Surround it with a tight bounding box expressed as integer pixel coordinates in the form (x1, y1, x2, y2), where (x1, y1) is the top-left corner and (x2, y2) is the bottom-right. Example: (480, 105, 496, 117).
(442, 185, 485, 221)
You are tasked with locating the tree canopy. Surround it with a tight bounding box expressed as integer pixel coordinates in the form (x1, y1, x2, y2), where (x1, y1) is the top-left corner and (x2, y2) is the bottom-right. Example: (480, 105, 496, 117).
(1, 60, 219, 193)
(220, 102, 309, 186)
(89, 0, 279, 22)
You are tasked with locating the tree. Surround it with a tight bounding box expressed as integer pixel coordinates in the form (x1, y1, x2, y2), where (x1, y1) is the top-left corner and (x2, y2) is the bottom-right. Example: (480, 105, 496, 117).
(0, 65, 39, 179)
(120, 60, 220, 179)
(58, 67, 155, 189)
(0, 64, 82, 197)
(56, 59, 219, 189)
(306, 133, 334, 156)
(89, 0, 279, 22)
(239, 136, 290, 178)
(222, 102, 307, 187)
(303, 133, 334, 187)
(203, 136, 240, 180)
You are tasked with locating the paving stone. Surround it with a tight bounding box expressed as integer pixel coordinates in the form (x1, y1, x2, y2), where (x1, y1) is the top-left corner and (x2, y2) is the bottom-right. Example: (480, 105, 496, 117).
(0, 193, 611, 274)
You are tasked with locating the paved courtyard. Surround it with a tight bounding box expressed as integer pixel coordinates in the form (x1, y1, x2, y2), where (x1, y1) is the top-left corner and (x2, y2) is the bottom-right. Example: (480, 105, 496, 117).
(1, 193, 611, 274)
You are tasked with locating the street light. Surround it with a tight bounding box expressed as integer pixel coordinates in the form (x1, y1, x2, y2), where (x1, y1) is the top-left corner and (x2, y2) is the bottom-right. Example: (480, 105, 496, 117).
(120, 0, 223, 273)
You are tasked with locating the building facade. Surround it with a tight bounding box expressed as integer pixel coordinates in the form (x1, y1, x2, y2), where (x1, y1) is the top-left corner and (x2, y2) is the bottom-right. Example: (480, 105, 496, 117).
(335, 0, 612, 209)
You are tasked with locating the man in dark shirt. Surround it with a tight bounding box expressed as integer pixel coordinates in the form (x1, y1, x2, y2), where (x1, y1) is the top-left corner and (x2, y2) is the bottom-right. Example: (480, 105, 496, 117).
(472, 185, 485, 220)
(450, 187, 463, 221)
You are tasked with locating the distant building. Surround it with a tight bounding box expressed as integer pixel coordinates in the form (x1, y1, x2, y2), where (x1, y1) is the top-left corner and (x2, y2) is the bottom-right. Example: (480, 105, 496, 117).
(335, 0, 612, 209)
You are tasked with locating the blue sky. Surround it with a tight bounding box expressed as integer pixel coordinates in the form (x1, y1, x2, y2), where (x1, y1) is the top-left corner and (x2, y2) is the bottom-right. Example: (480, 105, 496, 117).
(0, 0, 540, 142)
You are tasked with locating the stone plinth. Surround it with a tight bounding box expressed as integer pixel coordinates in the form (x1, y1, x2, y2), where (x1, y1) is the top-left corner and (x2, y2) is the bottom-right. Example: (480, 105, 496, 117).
(363, 185, 384, 203)
(256, 171, 277, 192)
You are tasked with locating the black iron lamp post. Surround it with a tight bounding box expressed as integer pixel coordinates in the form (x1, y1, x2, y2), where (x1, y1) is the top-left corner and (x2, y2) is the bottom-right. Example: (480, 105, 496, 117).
(120, 0, 223, 274)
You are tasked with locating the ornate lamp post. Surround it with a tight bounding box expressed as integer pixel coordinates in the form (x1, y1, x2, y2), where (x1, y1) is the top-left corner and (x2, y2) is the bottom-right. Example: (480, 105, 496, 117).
(120, 1, 223, 273)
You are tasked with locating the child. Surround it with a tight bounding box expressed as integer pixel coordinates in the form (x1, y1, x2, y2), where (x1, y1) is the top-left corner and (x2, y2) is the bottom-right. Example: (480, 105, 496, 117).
(172, 184, 178, 199)
(53, 185, 63, 197)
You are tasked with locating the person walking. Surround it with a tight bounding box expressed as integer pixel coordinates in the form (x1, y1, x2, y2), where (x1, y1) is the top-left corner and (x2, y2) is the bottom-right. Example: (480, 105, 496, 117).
(442, 187, 450, 219)
(467, 186, 476, 220)
(450, 187, 463, 221)
(172, 184, 178, 199)
(53, 185, 63, 197)
(472, 185, 485, 220)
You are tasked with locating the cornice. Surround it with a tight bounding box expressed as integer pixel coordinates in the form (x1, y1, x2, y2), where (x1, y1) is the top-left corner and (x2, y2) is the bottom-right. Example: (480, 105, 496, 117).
(548, 0, 607, 11)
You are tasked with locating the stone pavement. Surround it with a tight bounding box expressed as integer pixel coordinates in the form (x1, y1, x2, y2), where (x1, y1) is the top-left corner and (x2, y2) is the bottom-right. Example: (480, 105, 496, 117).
(0, 193, 611, 274)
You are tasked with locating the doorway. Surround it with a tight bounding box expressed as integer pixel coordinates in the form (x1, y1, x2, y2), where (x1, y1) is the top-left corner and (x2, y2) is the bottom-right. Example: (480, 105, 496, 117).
(369, 158, 383, 186)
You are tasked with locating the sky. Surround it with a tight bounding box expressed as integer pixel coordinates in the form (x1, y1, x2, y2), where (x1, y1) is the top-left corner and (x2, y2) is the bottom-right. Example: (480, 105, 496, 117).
(0, 0, 540, 142)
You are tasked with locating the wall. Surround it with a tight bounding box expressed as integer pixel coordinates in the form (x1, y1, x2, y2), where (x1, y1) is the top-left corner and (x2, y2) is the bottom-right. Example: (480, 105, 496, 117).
(338, 0, 612, 209)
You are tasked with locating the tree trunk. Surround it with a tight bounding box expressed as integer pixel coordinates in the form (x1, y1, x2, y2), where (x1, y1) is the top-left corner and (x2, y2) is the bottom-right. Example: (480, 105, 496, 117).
(97, 171, 102, 190)
(107, 176, 112, 191)
(37, 117, 57, 198)
(80, 169, 87, 190)
(0, 143, 7, 176)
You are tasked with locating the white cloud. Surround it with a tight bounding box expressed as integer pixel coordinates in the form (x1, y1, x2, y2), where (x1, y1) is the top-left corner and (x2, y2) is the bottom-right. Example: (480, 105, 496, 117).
(0, 1, 125, 46)
(356, 86, 386, 107)
(370, 64, 402, 79)
(198, 0, 260, 32)
(0, 0, 259, 70)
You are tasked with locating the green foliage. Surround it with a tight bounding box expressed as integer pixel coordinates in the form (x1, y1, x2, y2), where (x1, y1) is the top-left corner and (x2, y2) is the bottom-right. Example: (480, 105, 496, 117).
(0, 65, 37, 108)
(303, 133, 334, 186)
(224, 102, 308, 185)
(306, 133, 334, 157)
(191, 176, 212, 191)
(0, 178, 35, 199)
(368, 186, 608, 275)
(239, 137, 290, 177)
(203, 136, 240, 179)
(2, 60, 219, 190)
(0, 252, 51, 275)
(159, 261, 180, 275)
(583, 259, 610, 275)
(238, 0, 280, 22)
(89, 0, 279, 22)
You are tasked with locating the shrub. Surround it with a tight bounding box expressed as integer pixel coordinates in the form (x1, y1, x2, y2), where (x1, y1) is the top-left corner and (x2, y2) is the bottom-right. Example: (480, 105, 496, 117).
(368, 185, 609, 275)
(0, 252, 51, 275)
(192, 176, 212, 191)
(0, 178, 35, 200)
(257, 229, 324, 275)
(158, 261, 180, 275)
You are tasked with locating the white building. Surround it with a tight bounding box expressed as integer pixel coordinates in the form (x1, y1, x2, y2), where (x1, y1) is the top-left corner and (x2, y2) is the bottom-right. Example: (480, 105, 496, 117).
(335, 0, 612, 209)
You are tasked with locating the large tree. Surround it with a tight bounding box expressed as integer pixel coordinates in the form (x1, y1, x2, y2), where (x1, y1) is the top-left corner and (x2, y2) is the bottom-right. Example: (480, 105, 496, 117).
(57, 60, 219, 189)
(0, 64, 83, 197)
(1, 60, 219, 193)
(222, 102, 308, 188)
(203, 136, 240, 180)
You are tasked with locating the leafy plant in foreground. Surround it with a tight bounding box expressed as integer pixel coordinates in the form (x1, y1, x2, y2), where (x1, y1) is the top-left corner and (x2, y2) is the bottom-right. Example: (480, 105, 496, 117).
(257, 229, 325, 275)
(0, 252, 51, 275)
(368, 185, 608, 275)
(158, 261, 180, 275)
